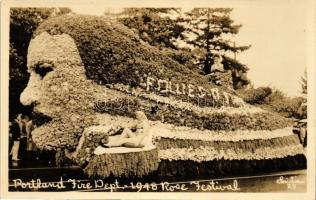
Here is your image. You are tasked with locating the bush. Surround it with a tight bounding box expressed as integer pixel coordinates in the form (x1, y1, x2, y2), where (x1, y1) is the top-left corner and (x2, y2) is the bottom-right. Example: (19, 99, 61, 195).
(239, 87, 307, 119)
(238, 87, 272, 105)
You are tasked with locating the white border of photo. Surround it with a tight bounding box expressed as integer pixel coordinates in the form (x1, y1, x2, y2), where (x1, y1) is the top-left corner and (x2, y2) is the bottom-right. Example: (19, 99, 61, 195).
(1, 0, 315, 199)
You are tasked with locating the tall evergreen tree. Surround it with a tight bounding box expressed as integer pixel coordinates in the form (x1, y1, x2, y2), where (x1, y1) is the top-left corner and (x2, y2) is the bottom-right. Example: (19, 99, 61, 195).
(300, 69, 307, 95)
(118, 8, 185, 50)
(183, 8, 250, 88)
(298, 69, 307, 119)
(117, 8, 197, 71)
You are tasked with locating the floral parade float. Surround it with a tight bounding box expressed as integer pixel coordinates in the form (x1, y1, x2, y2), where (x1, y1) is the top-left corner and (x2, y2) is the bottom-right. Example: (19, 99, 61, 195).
(20, 14, 306, 180)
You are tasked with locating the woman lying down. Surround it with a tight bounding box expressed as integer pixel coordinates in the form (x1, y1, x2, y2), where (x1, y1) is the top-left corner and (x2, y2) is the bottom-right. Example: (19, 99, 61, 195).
(66, 111, 153, 159)
(102, 111, 153, 148)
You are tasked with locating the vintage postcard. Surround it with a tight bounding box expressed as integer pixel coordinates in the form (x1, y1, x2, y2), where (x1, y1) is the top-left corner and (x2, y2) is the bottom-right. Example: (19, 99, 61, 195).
(1, 0, 315, 199)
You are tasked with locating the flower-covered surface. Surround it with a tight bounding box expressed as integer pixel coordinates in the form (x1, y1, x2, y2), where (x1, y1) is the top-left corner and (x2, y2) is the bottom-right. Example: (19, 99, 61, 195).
(21, 31, 124, 150)
(34, 15, 243, 108)
(86, 114, 303, 163)
(20, 14, 306, 178)
(156, 135, 300, 150)
(96, 96, 292, 131)
(21, 32, 100, 150)
(72, 125, 159, 178)
(95, 114, 294, 141)
(158, 144, 303, 162)
(74, 125, 118, 166)
(153, 126, 295, 142)
(110, 83, 262, 114)
(84, 148, 159, 178)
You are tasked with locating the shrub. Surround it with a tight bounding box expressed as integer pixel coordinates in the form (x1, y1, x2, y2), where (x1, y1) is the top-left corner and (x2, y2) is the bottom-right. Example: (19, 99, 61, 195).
(238, 87, 272, 105)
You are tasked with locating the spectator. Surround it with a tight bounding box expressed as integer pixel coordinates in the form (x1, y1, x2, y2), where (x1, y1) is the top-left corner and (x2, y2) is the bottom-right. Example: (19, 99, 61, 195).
(9, 114, 23, 161)
(26, 116, 38, 154)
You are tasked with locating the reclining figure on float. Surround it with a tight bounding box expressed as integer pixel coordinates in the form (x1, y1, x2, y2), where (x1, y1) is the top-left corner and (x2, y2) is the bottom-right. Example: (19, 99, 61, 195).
(64, 111, 157, 178)
(102, 111, 152, 148)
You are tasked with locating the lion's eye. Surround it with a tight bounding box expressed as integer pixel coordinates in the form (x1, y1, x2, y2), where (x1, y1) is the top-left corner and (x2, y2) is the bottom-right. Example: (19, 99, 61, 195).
(34, 63, 54, 79)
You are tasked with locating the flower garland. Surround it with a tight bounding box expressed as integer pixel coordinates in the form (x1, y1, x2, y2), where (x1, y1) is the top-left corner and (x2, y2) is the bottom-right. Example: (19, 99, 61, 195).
(152, 125, 294, 142)
(156, 134, 300, 150)
(95, 96, 292, 131)
(94, 114, 294, 142)
(109, 83, 264, 115)
(158, 144, 304, 162)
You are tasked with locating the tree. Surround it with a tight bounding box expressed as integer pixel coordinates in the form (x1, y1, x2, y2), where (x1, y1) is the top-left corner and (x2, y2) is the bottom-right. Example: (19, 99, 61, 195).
(117, 8, 251, 89)
(118, 8, 185, 50)
(239, 86, 306, 119)
(238, 86, 272, 105)
(300, 69, 307, 95)
(298, 69, 307, 119)
(9, 8, 71, 120)
(183, 8, 250, 89)
(117, 8, 197, 72)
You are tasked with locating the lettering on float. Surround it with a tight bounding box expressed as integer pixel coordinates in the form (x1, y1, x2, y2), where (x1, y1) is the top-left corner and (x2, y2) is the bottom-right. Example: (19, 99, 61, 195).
(144, 76, 232, 105)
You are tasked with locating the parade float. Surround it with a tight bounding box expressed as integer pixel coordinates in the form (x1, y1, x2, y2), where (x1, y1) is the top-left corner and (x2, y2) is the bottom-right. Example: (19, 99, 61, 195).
(22, 14, 306, 180)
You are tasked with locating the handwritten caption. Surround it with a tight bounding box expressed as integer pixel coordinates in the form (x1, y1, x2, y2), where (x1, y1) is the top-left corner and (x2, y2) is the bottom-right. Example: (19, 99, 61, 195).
(276, 175, 305, 190)
(12, 177, 241, 192)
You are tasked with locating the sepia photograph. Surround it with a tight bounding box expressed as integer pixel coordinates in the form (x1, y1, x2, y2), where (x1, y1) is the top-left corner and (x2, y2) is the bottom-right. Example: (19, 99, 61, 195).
(1, 0, 315, 199)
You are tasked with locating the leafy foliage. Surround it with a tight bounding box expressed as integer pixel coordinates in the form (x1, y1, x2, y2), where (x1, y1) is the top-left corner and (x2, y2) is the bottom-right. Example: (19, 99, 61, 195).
(238, 87, 307, 119)
(183, 8, 250, 88)
(118, 8, 185, 49)
(300, 69, 307, 95)
(116, 8, 250, 89)
(297, 70, 307, 119)
(238, 87, 272, 105)
(117, 8, 197, 72)
(261, 89, 306, 119)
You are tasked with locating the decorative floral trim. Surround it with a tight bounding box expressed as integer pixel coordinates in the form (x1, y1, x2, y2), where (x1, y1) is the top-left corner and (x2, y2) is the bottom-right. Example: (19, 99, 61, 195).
(109, 83, 265, 114)
(152, 125, 294, 142)
(94, 114, 294, 141)
(156, 135, 300, 150)
(74, 125, 122, 166)
(95, 96, 292, 131)
(158, 145, 304, 162)
(83, 147, 159, 178)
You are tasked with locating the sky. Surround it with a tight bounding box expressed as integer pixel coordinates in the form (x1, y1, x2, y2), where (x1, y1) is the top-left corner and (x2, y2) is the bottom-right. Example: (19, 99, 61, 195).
(71, 4, 307, 97)
(231, 5, 307, 97)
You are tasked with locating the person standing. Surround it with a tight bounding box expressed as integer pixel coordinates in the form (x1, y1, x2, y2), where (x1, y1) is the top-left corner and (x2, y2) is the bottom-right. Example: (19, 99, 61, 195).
(26, 118, 38, 153)
(10, 114, 22, 161)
